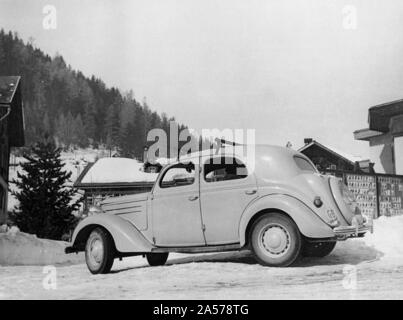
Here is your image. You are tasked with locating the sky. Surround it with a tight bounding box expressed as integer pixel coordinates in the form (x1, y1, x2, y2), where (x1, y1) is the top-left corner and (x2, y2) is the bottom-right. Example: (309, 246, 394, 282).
(1, 0, 403, 158)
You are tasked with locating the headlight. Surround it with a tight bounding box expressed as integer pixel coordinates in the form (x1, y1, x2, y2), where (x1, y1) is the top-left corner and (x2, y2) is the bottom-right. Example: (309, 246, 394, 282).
(86, 205, 104, 217)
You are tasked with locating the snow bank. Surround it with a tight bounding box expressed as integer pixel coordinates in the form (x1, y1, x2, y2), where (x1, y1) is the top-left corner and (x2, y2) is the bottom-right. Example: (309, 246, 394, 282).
(81, 157, 158, 183)
(361, 215, 403, 263)
(0, 229, 84, 266)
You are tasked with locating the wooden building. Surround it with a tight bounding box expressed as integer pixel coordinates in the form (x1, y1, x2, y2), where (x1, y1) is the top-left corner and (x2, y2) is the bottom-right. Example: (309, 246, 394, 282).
(74, 158, 157, 212)
(298, 138, 373, 174)
(299, 138, 403, 218)
(0, 76, 25, 224)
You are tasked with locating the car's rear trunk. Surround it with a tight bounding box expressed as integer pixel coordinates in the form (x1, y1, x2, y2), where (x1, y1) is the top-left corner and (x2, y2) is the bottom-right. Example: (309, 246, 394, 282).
(327, 176, 357, 225)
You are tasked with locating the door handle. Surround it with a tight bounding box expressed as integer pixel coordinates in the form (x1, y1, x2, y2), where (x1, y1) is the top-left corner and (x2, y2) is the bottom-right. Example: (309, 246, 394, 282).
(245, 189, 257, 195)
(188, 195, 199, 201)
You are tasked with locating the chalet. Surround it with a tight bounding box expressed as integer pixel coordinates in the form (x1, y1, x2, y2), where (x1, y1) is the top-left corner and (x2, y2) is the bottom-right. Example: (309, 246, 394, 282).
(0, 76, 25, 224)
(354, 99, 403, 175)
(298, 138, 373, 174)
(74, 158, 158, 211)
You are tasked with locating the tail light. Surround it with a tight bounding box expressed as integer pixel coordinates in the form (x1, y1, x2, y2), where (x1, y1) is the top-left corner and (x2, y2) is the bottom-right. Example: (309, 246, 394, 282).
(339, 181, 358, 213)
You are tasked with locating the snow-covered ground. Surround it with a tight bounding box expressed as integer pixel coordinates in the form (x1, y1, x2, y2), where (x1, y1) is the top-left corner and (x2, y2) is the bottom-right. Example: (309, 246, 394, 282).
(1, 216, 403, 300)
(0, 227, 83, 266)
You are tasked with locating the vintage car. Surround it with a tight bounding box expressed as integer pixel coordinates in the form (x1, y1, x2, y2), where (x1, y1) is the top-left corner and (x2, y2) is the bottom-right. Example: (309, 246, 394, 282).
(66, 145, 373, 274)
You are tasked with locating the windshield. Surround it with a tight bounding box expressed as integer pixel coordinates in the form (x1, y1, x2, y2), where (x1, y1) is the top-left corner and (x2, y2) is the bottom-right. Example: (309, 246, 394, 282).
(294, 156, 317, 173)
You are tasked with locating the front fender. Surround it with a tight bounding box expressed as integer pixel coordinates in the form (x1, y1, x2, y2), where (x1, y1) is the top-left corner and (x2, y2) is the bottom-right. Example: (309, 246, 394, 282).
(239, 194, 334, 246)
(68, 214, 154, 253)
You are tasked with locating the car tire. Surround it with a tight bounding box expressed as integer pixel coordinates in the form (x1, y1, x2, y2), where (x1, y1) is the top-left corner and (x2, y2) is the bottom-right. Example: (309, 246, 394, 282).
(85, 227, 115, 274)
(302, 241, 336, 257)
(146, 253, 169, 266)
(250, 212, 302, 267)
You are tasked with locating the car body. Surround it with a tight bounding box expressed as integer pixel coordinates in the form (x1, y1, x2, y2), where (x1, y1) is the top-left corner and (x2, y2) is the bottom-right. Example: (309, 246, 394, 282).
(66, 145, 373, 274)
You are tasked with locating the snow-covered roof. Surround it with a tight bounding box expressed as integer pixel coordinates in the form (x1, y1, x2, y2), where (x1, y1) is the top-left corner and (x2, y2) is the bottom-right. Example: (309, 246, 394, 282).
(0, 76, 20, 104)
(78, 158, 159, 185)
(149, 157, 177, 166)
(298, 140, 368, 164)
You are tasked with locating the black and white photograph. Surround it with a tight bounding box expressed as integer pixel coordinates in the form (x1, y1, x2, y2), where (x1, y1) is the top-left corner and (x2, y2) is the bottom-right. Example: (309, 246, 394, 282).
(1, 0, 403, 305)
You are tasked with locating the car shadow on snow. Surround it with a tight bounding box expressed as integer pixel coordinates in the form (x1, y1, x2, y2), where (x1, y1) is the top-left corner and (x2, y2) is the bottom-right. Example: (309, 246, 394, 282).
(109, 239, 383, 273)
(296, 240, 383, 267)
(166, 239, 383, 268)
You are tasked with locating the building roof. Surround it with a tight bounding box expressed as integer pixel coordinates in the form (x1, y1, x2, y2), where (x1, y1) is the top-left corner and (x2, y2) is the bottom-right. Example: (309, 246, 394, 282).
(298, 140, 367, 164)
(368, 99, 403, 132)
(353, 128, 383, 141)
(74, 158, 158, 189)
(0, 76, 20, 104)
(0, 76, 24, 147)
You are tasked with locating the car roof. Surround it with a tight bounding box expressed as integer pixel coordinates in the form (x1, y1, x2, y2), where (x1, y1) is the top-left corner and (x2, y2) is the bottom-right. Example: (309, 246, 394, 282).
(160, 144, 316, 181)
(175, 144, 302, 162)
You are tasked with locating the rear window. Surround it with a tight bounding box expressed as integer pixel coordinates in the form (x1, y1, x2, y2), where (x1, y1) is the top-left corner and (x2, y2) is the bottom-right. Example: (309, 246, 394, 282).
(294, 156, 317, 172)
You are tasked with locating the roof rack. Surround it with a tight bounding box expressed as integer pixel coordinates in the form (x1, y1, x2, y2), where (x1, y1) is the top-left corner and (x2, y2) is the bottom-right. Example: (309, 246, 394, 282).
(214, 137, 243, 147)
(214, 137, 244, 157)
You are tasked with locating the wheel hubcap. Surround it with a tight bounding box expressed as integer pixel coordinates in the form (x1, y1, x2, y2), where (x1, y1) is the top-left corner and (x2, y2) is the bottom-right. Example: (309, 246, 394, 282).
(260, 224, 290, 257)
(88, 237, 104, 266)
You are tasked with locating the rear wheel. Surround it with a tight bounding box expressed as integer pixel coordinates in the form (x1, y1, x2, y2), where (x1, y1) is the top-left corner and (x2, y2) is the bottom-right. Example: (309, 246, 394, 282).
(146, 253, 169, 266)
(250, 213, 302, 267)
(302, 241, 336, 257)
(85, 227, 115, 274)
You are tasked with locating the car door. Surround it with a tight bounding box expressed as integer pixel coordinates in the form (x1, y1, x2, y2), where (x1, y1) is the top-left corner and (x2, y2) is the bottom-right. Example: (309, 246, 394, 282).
(151, 161, 206, 247)
(200, 156, 258, 245)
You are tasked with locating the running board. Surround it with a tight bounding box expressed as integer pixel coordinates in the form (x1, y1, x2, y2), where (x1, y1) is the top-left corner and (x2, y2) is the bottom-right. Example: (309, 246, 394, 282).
(151, 243, 242, 254)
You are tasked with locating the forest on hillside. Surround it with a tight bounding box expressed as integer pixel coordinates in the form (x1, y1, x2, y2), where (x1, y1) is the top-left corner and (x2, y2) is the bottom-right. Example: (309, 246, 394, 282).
(0, 29, 194, 159)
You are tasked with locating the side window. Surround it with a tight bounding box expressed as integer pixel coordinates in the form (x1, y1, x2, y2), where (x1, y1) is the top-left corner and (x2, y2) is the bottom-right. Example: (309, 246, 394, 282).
(160, 162, 195, 188)
(204, 157, 248, 183)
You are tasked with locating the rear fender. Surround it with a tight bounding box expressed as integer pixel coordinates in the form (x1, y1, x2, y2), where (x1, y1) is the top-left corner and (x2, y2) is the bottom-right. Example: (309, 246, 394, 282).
(69, 214, 154, 253)
(239, 194, 334, 246)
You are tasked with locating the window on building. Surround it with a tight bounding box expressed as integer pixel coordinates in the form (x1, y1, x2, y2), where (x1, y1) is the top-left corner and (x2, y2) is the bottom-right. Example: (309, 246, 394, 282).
(204, 157, 248, 182)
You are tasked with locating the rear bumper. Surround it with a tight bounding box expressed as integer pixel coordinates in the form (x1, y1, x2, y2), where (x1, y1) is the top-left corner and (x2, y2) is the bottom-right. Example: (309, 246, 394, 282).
(333, 221, 373, 239)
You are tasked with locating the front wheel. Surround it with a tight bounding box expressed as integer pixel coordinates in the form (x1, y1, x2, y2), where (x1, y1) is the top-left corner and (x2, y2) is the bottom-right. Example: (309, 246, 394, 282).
(250, 213, 302, 267)
(146, 253, 169, 266)
(85, 227, 115, 274)
(302, 241, 337, 257)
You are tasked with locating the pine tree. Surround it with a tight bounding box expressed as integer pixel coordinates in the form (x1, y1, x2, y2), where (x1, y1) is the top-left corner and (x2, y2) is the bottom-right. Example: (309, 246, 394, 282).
(149, 111, 162, 131)
(54, 113, 67, 148)
(133, 105, 146, 159)
(10, 140, 80, 240)
(0, 30, 184, 149)
(83, 102, 97, 144)
(119, 121, 137, 158)
(72, 114, 87, 148)
(105, 104, 120, 150)
(0, 30, 5, 67)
